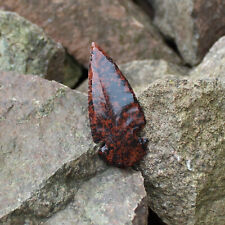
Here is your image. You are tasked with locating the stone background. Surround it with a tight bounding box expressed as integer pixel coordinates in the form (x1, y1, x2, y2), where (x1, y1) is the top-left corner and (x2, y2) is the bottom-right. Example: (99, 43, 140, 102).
(0, 1, 224, 225)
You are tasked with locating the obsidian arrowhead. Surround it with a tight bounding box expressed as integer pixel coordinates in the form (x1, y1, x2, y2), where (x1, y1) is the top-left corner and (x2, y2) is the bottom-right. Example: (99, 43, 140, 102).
(88, 42, 147, 167)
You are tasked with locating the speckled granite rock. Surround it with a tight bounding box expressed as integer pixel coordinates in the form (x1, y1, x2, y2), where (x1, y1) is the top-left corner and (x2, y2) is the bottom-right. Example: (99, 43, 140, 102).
(139, 79, 225, 225)
(0, 0, 181, 67)
(0, 11, 81, 87)
(44, 168, 148, 225)
(150, 0, 225, 65)
(77, 59, 188, 94)
(0, 71, 106, 224)
(190, 36, 225, 79)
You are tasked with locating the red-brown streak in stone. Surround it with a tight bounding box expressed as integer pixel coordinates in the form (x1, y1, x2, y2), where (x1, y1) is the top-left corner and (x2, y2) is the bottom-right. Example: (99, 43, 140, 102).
(88, 42, 147, 167)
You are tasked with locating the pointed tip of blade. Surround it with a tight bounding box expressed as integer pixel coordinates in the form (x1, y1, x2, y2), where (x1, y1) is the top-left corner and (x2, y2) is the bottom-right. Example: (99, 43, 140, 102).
(91, 42, 103, 53)
(91, 42, 96, 48)
(90, 42, 109, 65)
(90, 42, 98, 60)
(91, 42, 99, 52)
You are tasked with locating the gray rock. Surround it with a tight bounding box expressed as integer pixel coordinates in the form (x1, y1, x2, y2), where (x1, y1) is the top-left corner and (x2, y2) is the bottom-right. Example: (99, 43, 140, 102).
(0, 71, 106, 224)
(0, 0, 181, 67)
(0, 11, 82, 87)
(77, 59, 188, 95)
(139, 79, 225, 225)
(0, 71, 148, 225)
(119, 59, 188, 94)
(190, 36, 225, 79)
(150, 0, 225, 65)
(44, 168, 148, 225)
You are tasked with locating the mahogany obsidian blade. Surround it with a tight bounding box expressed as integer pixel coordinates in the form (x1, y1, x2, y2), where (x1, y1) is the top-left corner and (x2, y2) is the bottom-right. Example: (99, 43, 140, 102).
(88, 42, 147, 167)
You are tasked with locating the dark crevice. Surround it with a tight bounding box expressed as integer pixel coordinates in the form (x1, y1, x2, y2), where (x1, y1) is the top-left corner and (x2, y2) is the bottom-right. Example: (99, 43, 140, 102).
(183, 62, 192, 68)
(148, 208, 167, 225)
(63, 47, 88, 89)
(161, 34, 194, 67)
(163, 37, 180, 56)
(132, 0, 154, 19)
(73, 66, 88, 89)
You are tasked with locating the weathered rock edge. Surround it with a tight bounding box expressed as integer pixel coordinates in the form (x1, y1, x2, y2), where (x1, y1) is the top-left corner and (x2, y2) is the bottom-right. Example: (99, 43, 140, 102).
(139, 78, 225, 225)
(0, 71, 107, 224)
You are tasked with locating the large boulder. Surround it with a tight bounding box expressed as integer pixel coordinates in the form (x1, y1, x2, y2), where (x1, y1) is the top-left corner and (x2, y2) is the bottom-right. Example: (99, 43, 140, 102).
(0, 0, 181, 67)
(0, 71, 101, 224)
(0, 11, 82, 87)
(139, 78, 225, 225)
(149, 0, 225, 65)
(0, 71, 148, 224)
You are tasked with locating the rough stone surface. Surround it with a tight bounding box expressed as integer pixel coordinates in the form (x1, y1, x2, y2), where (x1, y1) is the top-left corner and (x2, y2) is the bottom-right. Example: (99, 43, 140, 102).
(150, 0, 225, 65)
(77, 59, 188, 94)
(139, 79, 225, 225)
(0, 71, 107, 224)
(44, 168, 148, 225)
(0, 11, 82, 87)
(0, 71, 148, 225)
(0, 0, 181, 67)
(119, 60, 188, 94)
(190, 36, 225, 79)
